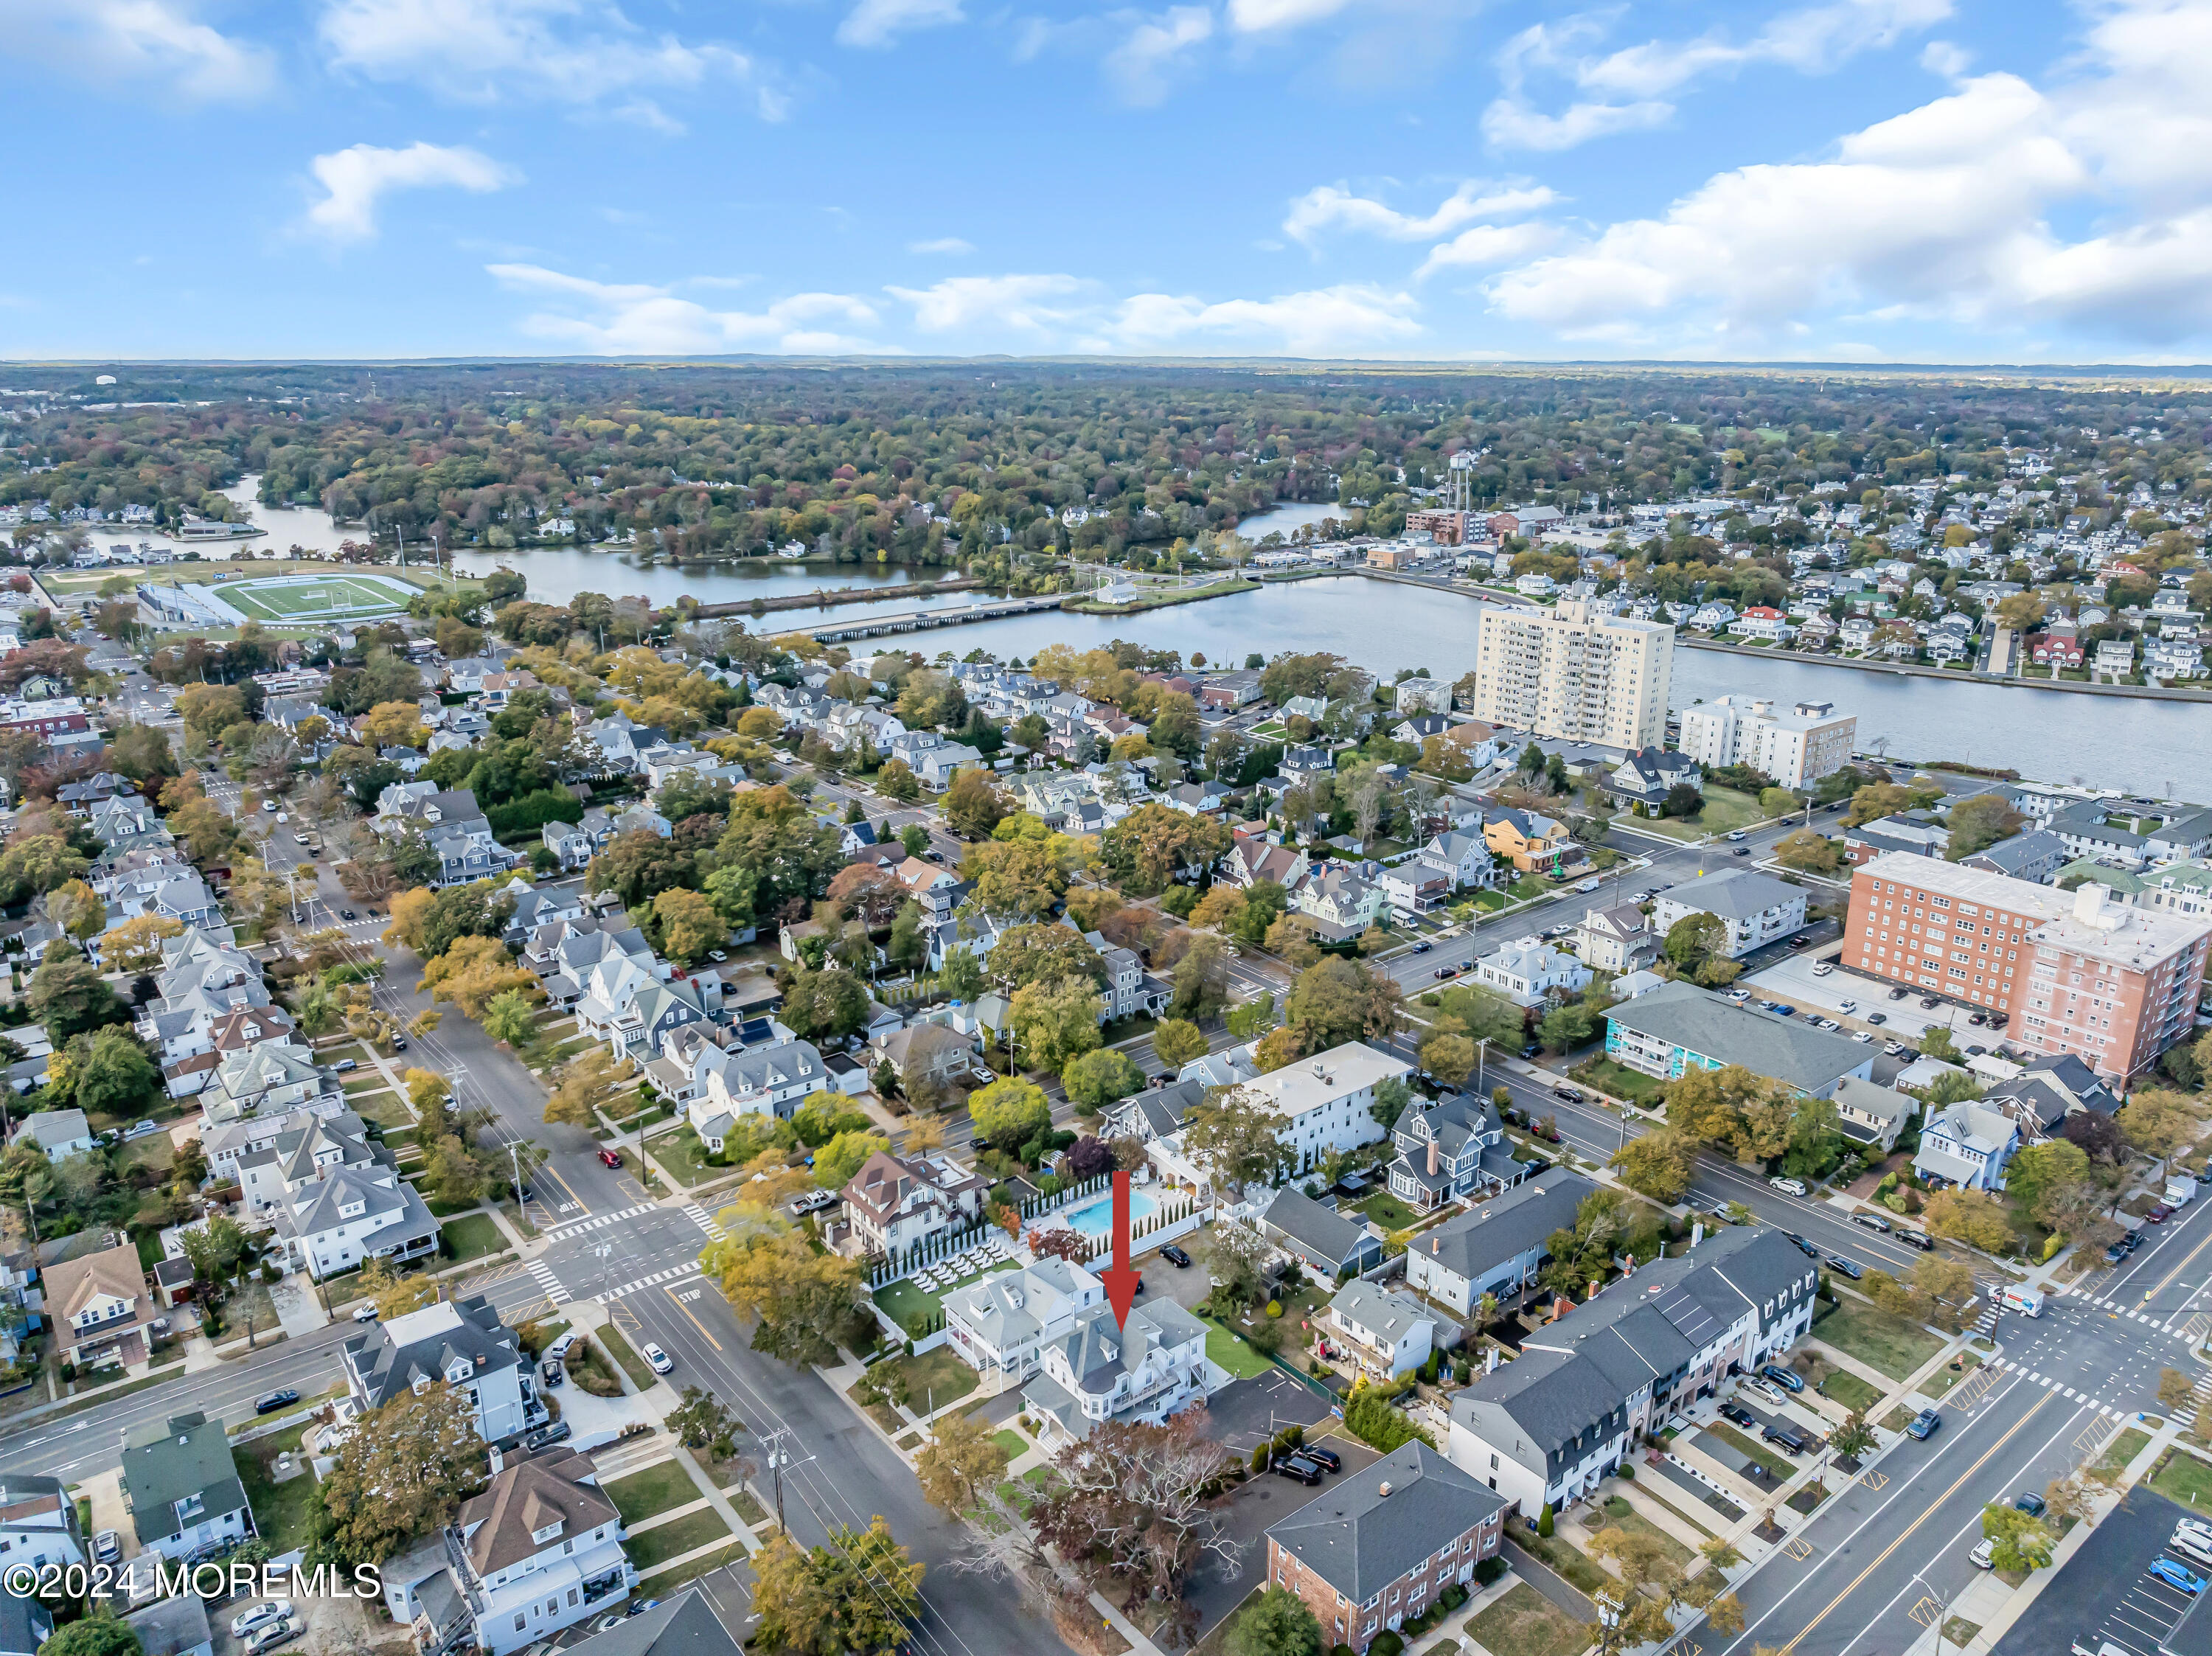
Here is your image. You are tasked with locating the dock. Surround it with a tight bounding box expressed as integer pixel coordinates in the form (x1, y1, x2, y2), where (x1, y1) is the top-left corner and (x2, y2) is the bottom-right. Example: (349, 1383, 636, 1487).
(776, 593, 1066, 644)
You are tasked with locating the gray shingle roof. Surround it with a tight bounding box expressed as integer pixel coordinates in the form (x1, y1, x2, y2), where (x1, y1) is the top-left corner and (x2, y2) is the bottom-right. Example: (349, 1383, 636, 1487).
(1604, 980, 1870, 1094)
(120, 1412, 250, 1544)
(1411, 1167, 1594, 1284)
(1655, 868, 1804, 921)
(1267, 1441, 1506, 1602)
(1259, 1188, 1374, 1273)
(555, 1595, 740, 1656)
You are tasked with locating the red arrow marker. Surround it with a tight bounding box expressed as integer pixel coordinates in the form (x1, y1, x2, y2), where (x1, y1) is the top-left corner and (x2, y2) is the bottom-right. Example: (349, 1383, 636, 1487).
(1100, 1170, 1140, 1329)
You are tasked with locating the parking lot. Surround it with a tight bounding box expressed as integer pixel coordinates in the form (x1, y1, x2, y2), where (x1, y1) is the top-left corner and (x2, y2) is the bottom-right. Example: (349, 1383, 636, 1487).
(1990, 1486, 2207, 1656)
(1744, 951, 2014, 1054)
(1184, 1422, 1383, 1642)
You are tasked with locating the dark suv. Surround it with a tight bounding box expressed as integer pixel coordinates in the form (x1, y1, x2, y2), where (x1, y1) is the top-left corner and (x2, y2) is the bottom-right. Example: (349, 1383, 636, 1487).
(1272, 1455, 1323, 1486)
(1161, 1245, 1193, 1269)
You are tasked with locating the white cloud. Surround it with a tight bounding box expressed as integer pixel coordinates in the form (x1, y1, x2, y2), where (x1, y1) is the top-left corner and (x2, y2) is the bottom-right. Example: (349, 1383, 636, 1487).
(887, 274, 1088, 331)
(1282, 180, 1557, 245)
(1106, 283, 1420, 354)
(0, 0, 273, 100)
(1484, 0, 1950, 151)
(488, 263, 881, 353)
(1224, 0, 1351, 29)
(908, 237, 975, 255)
(1104, 6, 1213, 105)
(837, 0, 962, 49)
(1919, 38, 1970, 76)
(1416, 221, 1562, 279)
(1479, 97, 1670, 150)
(320, 0, 782, 119)
(305, 142, 519, 243)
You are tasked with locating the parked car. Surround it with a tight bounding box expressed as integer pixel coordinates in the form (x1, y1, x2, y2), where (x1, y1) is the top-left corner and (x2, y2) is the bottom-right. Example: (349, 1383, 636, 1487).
(2105, 1238, 2132, 1264)
(541, 1359, 565, 1387)
(707, 950, 727, 962)
(1888, 987, 1910, 1000)
(1719, 1402, 1759, 1428)
(2150, 1203, 2174, 1223)
(1906, 1408, 1942, 1440)
(1161, 1245, 1192, 1268)
(1866, 1012, 1888, 1025)
(255, 1388, 300, 1415)
(2013, 1492, 2046, 1517)
(1299, 1446, 1341, 1472)
(1769, 1176, 1809, 1197)
(1576, 877, 1601, 893)
(642, 1343, 674, 1375)
(333, 1059, 358, 1074)
(1853, 1031, 1874, 1043)
(1726, 830, 1748, 841)
(1883, 1041, 1908, 1057)
(599, 1148, 623, 1168)
(1825, 1254, 1864, 1280)
(352, 1303, 378, 1322)
(1968, 1012, 1986, 1026)
(1763, 1423, 1812, 1454)
(627, 1601, 661, 1618)
(245, 1621, 299, 1656)
(2149, 1559, 2205, 1596)
(1411, 942, 1432, 954)
(523, 1422, 572, 1452)
(1273, 1455, 1322, 1486)
(1760, 1363, 1805, 1394)
(1851, 1211, 1894, 1234)
(1898, 1229, 1935, 1252)
(1784, 1232, 1819, 1258)
(543, 1332, 579, 1363)
(1742, 1378, 1786, 1408)
(1919, 995, 1941, 1009)
(1812, 963, 1834, 977)
(232, 1603, 293, 1640)
(1553, 1086, 1585, 1104)
(1970, 1538, 1996, 1569)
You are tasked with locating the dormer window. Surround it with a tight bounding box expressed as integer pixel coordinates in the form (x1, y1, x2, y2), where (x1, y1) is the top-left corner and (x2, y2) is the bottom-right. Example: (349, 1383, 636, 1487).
(531, 1520, 563, 1545)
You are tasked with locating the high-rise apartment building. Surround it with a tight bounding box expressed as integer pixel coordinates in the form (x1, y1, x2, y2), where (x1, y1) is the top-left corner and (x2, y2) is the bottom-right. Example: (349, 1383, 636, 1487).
(1467, 600, 1673, 749)
(1677, 696, 1857, 788)
(1843, 852, 2211, 1082)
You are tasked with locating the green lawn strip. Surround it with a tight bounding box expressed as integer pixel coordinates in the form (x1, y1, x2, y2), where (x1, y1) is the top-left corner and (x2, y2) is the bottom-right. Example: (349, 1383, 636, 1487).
(596, 1326, 658, 1391)
(644, 1539, 752, 1589)
(1920, 1351, 1983, 1399)
(439, 1214, 505, 1264)
(1703, 1420, 1802, 1483)
(1819, 1370, 1883, 1412)
(624, 1507, 732, 1571)
(1191, 1588, 1261, 1656)
(1574, 1057, 1666, 1104)
(1882, 1404, 1918, 1433)
(602, 1461, 700, 1525)
(1464, 1583, 1589, 1656)
(1357, 1189, 1421, 1231)
(1196, 1315, 1275, 1380)
(351, 1091, 415, 1129)
(993, 1430, 1029, 1463)
(234, 1435, 316, 1554)
(1585, 1495, 1693, 1568)
(872, 1259, 1019, 1338)
(1503, 1517, 1613, 1596)
(728, 1490, 769, 1527)
(1817, 1301, 1944, 1381)
(2150, 1448, 2212, 1506)
(1634, 1479, 1719, 1537)
(115, 1135, 175, 1175)
(2101, 1428, 2153, 1475)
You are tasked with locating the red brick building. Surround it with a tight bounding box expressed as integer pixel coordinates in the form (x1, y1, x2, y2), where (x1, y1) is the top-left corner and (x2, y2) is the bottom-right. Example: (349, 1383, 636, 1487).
(1843, 852, 2212, 1081)
(1265, 1442, 1506, 1653)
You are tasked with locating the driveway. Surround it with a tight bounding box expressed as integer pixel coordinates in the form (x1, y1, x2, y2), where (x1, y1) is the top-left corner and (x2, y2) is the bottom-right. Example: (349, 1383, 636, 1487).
(1202, 1370, 1334, 1453)
(1185, 1436, 1384, 1642)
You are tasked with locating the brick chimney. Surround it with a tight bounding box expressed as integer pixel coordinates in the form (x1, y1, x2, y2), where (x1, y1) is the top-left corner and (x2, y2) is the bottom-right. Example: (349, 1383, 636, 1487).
(1427, 1135, 1439, 1177)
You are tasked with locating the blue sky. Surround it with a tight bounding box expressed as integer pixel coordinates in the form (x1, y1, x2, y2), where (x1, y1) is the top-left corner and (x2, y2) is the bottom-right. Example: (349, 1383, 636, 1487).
(5, 0, 2210, 362)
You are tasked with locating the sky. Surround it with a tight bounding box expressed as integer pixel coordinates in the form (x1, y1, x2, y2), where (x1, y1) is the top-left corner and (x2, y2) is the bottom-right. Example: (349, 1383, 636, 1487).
(7, 0, 2212, 363)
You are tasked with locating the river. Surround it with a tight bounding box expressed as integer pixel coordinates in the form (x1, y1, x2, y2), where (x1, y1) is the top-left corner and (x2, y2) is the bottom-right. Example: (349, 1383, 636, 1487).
(156, 483, 2206, 801)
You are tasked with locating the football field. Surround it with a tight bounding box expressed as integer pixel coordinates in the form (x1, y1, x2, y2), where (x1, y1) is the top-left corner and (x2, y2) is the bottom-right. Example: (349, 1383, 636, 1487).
(218, 571, 420, 622)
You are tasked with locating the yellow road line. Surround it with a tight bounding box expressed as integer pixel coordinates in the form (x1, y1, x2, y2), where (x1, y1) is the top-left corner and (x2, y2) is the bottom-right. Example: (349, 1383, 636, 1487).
(664, 1284, 725, 1351)
(1778, 1388, 2054, 1655)
(544, 1164, 591, 1217)
(2145, 1220, 2212, 1304)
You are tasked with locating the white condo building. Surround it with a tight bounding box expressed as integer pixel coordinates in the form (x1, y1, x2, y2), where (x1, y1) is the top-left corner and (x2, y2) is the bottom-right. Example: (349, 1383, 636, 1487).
(1677, 697, 1857, 788)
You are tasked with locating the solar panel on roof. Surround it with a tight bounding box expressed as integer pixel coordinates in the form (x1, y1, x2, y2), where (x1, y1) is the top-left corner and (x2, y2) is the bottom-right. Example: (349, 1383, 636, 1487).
(1655, 1286, 1719, 1344)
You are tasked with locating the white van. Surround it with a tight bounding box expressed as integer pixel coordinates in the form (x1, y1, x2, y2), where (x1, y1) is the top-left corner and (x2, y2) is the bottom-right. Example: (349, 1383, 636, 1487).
(2171, 1528, 2212, 1570)
(1769, 1176, 1809, 1197)
(2166, 1174, 2198, 1206)
(1999, 1285, 2045, 1318)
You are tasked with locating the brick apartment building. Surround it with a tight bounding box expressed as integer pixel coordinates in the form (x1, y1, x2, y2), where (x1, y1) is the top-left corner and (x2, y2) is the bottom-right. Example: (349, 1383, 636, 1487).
(1403, 509, 1470, 546)
(1264, 1441, 1506, 1654)
(1843, 852, 2212, 1082)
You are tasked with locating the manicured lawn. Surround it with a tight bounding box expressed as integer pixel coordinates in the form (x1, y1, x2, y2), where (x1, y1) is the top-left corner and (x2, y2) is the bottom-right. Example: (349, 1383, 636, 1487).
(625, 1507, 732, 1571)
(1357, 1190, 1421, 1232)
(993, 1429, 1028, 1463)
(439, 1213, 505, 1264)
(1631, 784, 1765, 843)
(1197, 1314, 1276, 1380)
(1637, 1479, 1719, 1537)
(872, 1258, 1019, 1338)
(1820, 1370, 1883, 1412)
(2102, 1427, 2154, 1475)
(1920, 1350, 1982, 1399)
(352, 1090, 414, 1129)
(115, 1135, 174, 1175)
(1591, 1495, 1692, 1568)
(878, 1346, 978, 1412)
(1818, 1300, 1944, 1381)
(602, 1460, 700, 1525)
(1703, 1420, 1802, 1483)
(596, 1326, 658, 1391)
(1576, 1057, 1666, 1104)
(234, 1436, 316, 1554)
(2151, 1448, 2212, 1507)
(1465, 1583, 1590, 1656)
(658, 1124, 733, 1189)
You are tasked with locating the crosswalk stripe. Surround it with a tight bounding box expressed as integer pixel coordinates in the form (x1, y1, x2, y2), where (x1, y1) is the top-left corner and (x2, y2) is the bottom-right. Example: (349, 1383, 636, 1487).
(592, 1259, 704, 1304)
(683, 1203, 726, 1242)
(526, 1258, 573, 1306)
(541, 1203, 655, 1243)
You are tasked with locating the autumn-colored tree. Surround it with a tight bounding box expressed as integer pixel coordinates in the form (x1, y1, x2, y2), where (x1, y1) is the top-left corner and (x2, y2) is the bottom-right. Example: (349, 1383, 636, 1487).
(482, 989, 536, 1048)
(915, 1410, 1010, 1517)
(318, 1380, 484, 1564)
(1009, 977, 1104, 1074)
(969, 1076, 1052, 1153)
(651, 886, 724, 964)
(46, 878, 105, 941)
(1923, 1187, 2016, 1253)
(382, 886, 435, 952)
(1284, 956, 1399, 1054)
(420, 935, 540, 1018)
(751, 1516, 924, 1656)
(703, 1213, 870, 1366)
(102, 913, 183, 973)
(1152, 1017, 1208, 1071)
(361, 700, 429, 750)
(546, 1048, 633, 1129)
(942, 768, 1006, 838)
(355, 1256, 437, 1321)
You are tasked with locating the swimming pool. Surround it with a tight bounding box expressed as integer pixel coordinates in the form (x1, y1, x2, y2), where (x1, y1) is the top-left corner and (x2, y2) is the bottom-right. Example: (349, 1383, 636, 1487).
(1058, 1188, 1160, 1236)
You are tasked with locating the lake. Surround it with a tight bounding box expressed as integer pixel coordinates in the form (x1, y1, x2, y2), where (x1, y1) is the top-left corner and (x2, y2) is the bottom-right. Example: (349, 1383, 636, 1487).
(139, 487, 2208, 800)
